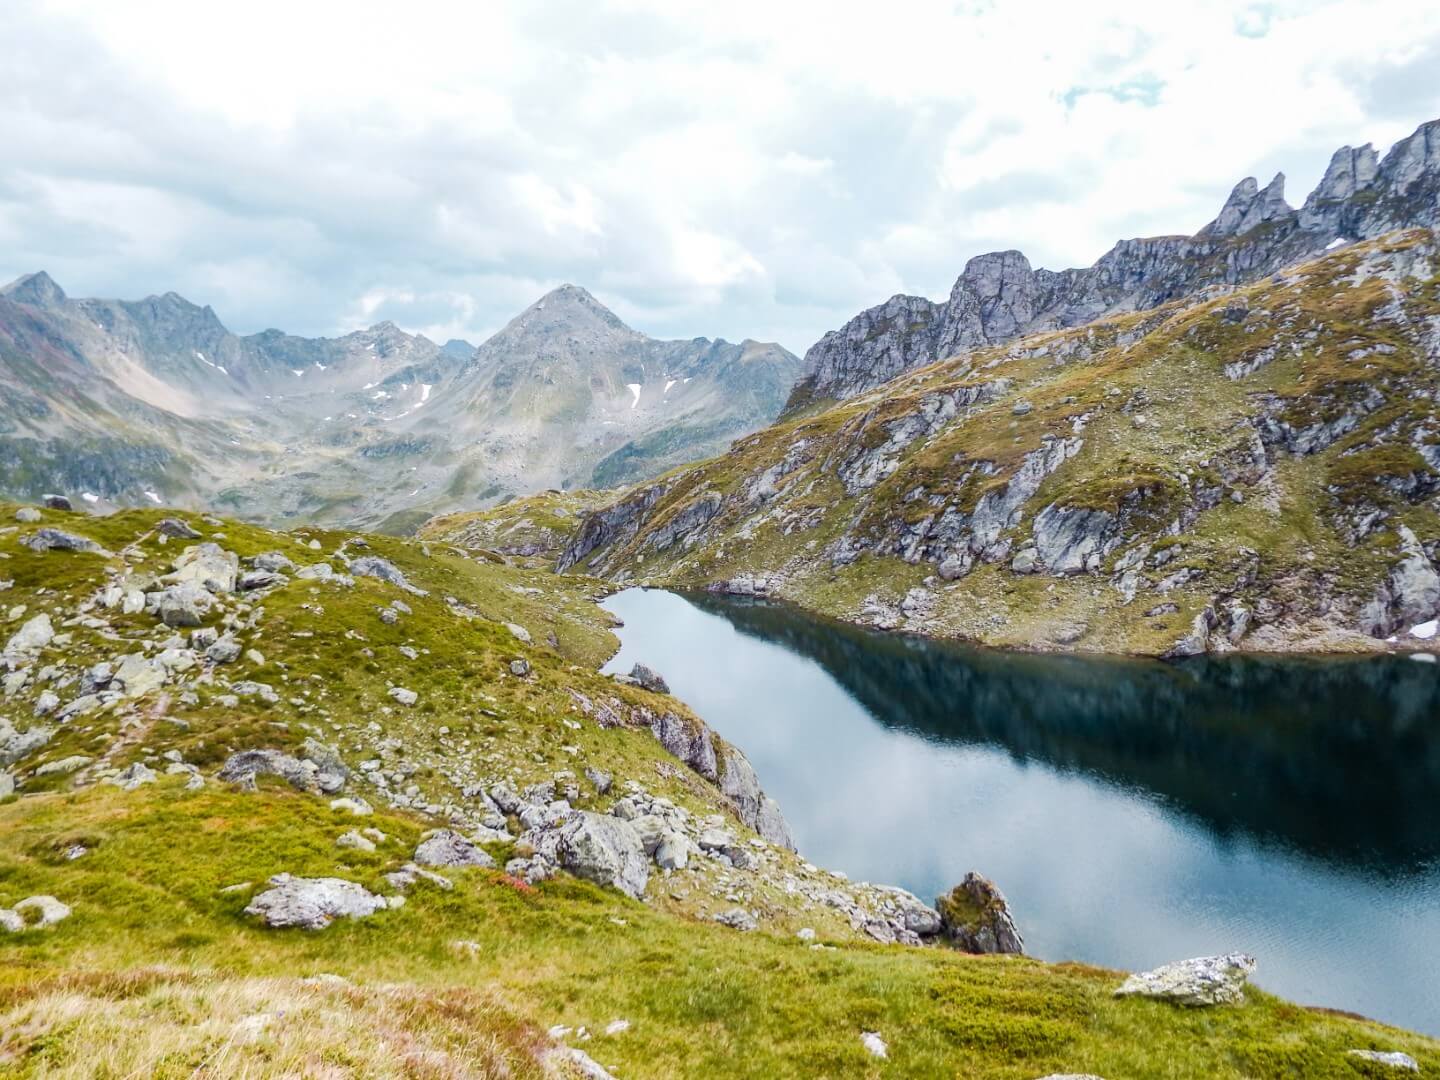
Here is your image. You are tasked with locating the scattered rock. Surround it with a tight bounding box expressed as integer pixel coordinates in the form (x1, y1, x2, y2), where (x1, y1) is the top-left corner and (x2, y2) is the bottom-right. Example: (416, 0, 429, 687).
(413, 830, 496, 869)
(505, 621, 532, 644)
(545, 1047, 618, 1080)
(0, 895, 72, 930)
(156, 518, 201, 540)
(714, 907, 758, 931)
(42, 494, 72, 511)
(329, 796, 373, 815)
(4, 614, 54, 657)
(243, 873, 387, 929)
(13, 507, 40, 523)
(20, 528, 105, 555)
(535, 811, 649, 899)
(218, 748, 345, 794)
(163, 543, 239, 593)
(1347, 1050, 1420, 1072)
(350, 556, 428, 595)
(509, 659, 531, 677)
(206, 636, 242, 663)
(860, 1031, 888, 1059)
(105, 762, 156, 791)
(387, 686, 418, 707)
(1114, 953, 1256, 1006)
(584, 766, 613, 794)
(335, 830, 375, 852)
(150, 582, 215, 627)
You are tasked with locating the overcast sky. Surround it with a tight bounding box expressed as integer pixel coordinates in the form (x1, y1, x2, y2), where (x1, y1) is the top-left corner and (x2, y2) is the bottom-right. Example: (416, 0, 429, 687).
(3, 0, 1439, 355)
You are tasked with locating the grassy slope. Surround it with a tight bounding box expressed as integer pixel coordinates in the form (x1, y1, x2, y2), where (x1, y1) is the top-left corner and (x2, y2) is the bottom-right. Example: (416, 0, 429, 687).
(1, 505, 1436, 1076)
(511, 230, 1440, 655)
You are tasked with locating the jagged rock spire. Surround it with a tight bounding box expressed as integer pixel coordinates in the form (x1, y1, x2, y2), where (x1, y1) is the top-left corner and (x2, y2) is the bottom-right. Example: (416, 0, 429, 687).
(1200, 173, 1292, 238)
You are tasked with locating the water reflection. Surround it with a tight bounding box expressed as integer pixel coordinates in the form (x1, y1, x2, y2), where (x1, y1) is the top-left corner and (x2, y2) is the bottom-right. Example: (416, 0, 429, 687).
(684, 592, 1440, 874)
(602, 588, 1440, 1035)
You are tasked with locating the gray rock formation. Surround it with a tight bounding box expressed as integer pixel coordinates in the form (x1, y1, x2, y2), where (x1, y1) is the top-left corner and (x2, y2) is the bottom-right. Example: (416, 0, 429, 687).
(1114, 952, 1257, 1006)
(244, 874, 388, 929)
(531, 811, 649, 900)
(413, 830, 496, 869)
(1346, 1050, 1420, 1072)
(936, 872, 1024, 954)
(791, 118, 1440, 406)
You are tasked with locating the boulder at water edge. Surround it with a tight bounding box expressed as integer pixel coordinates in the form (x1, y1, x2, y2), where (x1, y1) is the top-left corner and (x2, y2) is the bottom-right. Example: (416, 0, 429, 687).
(1114, 952, 1256, 1006)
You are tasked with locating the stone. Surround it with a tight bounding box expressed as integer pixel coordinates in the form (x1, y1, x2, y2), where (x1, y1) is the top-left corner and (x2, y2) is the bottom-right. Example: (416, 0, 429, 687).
(936, 872, 1024, 954)
(156, 518, 201, 539)
(538, 811, 649, 899)
(413, 830, 496, 869)
(584, 766, 613, 794)
(243, 874, 387, 929)
(250, 551, 296, 573)
(505, 621, 532, 644)
(860, 1032, 888, 1059)
(42, 494, 72, 510)
(654, 832, 691, 870)
(1114, 953, 1257, 1006)
(546, 1047, 618, 1080)
(105, 762, 157, 791)
(629, 663, 670, 694)
(4, 895, 71, 929)
(0, 772, 14, 798)
(335, 830, 376, 852)
(239, 570, 286, 591)
(1346, 1050, 1419, 1072)
(163, 542, 239, 593)
(33, 755, 89, 777)
(350, 556, 427, 595)
(219, 748, 344, 794)
(329, 796, 373, 815)
(387, 686, 418, 706)
(714, 907, 757, 931)
(4, 614, 54, 657)
(509, 658, 531, 677)
(13, 507, 40, 523)
(206, 636, 242, 663)
(150, 582, 215, 627)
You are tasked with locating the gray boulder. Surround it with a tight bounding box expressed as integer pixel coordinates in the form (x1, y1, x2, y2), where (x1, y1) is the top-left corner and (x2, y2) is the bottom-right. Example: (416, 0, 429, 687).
(163, 543, 238, 593)
(718, 746, 795, 850)
(218, 748, 345, 794)
(105, 762, 157, 791)
(156, 518, 201, 539)
(149, 582, 215, 627)
(714, 907, 758, 931)
(0, 894, 71, 930)
(648, 711, 717, 781)
(629, 663, 670, 694)
(4, 614, 54, 657)
(413, 830, 496, 869)
(936, 872, 1024, 954)
(244, 874, 387, 929)
(1347, 1050, 1419, 1072)
(250, 551, 297, 573)
(42, 494, 72, 510)
(13, 507, 40, 523)
(239, 569, 286, 591)
(350, 556, 427, 595)
(206, 636, 242, 663)
(536, 811, 649, 899)
(21, 528, 105, 554)
(1114, 953, 1257, 1006)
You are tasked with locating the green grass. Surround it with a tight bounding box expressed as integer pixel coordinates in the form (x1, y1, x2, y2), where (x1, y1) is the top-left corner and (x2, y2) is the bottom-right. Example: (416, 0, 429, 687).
(1, 783, 1435, 1078)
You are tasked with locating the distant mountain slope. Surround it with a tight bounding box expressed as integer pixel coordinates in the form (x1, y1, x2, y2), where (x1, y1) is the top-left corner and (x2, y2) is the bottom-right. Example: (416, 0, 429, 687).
(538, 228, 1440, 656)
(0, 277, 800, 528)
(789, 118, 1440, 409)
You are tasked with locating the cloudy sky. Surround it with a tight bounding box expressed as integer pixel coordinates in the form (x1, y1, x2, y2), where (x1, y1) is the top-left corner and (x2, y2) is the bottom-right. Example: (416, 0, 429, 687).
(3, 0, 1439, 355)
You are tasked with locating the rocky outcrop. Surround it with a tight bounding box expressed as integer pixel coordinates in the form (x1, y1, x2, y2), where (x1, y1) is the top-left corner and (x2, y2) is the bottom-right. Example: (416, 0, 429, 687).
(1114, 953, 1257, 1006)
(531, 811, 650, 900)
(935, 872, 1024, 955)
(792, 118, 1440, 405)
(557, 483, 668, 573)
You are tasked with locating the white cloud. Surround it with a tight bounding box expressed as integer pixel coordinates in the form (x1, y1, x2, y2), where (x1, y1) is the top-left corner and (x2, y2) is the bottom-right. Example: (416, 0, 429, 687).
(3, 0, 1439, 354)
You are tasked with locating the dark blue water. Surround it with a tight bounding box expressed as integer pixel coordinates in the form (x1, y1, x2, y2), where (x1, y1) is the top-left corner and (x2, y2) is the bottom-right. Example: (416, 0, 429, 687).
(602, 588, 1440, 1036)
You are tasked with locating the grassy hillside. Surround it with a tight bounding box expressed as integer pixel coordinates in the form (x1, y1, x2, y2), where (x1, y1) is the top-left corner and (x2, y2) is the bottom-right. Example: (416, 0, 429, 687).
(1, 504, 1436, 1076)
(515, 230, 1440, 656)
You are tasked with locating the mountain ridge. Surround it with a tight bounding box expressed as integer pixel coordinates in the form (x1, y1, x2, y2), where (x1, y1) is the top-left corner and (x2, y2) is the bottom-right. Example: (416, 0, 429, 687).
(789, 118, 1440, 409)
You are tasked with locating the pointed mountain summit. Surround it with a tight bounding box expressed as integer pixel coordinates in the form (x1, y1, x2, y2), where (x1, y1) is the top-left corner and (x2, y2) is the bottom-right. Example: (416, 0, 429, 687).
(1, 270, 68, 308)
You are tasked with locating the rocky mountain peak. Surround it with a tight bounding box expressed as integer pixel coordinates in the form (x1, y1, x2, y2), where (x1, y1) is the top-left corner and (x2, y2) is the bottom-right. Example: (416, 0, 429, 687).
(1200, 173, 1292, 238)
(793, 114, 1440, 407)
(1, 270, 68, 308)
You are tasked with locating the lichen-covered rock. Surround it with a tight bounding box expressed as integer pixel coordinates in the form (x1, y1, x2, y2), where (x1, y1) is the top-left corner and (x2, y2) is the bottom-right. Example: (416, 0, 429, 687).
(148, 582, 215, 627)
(1347, 1050, 1420, 1072)
(20, 528, 106, 555)
(936, 872, 1024, 955)
(163, 542, 238, 593)
(717, 745, 795, 851)
(1114, 952, 1257, 1006)
(629, 663, 670, 694)
(4, 613, 53, 657)
(243, 874, 386, 929)
(413, 830, 495, 869)
(156, 518, 201, 539)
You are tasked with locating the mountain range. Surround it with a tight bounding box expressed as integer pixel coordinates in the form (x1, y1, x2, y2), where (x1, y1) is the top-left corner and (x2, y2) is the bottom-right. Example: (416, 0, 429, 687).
(0, 277, 800, 530)
(789, 118, 1440, 409)
(468, 116, 1440, 657)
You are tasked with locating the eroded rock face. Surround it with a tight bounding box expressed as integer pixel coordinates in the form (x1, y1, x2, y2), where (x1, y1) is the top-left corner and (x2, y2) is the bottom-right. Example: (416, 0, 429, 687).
(936, 872, 1024, 955)
(718, 746, 795, 851)
(244, 874, 387, 929)
(1114, 952, 1257, 1006)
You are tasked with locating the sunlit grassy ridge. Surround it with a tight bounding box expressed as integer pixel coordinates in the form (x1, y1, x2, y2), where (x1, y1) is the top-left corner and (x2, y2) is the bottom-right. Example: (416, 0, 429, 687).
(1, 504, 1437, 1076)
